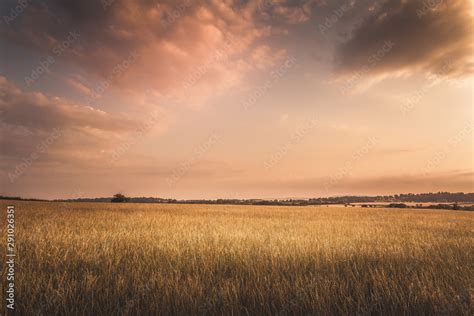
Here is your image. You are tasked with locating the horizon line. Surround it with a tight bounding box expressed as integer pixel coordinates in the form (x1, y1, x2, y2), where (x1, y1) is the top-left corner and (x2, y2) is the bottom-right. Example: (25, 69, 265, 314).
(2, 191, 473, 202)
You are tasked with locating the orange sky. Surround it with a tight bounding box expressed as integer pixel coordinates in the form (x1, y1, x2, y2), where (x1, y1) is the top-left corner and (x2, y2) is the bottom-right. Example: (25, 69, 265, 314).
(0, 0, 473, 199)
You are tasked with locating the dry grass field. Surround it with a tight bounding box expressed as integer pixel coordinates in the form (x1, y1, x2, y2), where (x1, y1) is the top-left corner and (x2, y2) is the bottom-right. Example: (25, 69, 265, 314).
(1, 200, 473, 315)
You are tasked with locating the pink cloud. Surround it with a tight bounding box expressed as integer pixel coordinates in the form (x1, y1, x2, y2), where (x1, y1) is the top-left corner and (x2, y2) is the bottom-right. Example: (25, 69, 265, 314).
(2, 0, 289, 106)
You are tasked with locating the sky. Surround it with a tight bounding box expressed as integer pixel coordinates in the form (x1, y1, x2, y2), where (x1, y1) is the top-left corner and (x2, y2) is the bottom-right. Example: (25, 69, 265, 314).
(0, 0, 473, 199)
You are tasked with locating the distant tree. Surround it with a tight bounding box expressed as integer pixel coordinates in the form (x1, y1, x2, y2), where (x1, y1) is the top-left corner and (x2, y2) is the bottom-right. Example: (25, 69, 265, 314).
(387, 203, 408, 208)
(111, 193, 129, 203)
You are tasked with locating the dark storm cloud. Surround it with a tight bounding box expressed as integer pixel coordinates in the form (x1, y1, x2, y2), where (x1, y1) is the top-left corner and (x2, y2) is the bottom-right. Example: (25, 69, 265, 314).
(334, 0, 474, 78)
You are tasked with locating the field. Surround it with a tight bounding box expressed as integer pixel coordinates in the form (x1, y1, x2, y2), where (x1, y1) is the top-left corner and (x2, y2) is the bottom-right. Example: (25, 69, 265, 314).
(1, 200, 473, 315)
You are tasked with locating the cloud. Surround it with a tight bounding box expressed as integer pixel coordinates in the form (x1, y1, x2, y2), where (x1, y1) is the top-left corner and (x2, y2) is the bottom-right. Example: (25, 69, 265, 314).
(0, 76, 165, 167)
(334, 0, 474, 79)
(271, 2, 312, 24)
(0, 76, 138, 133)
(340, 171, 474, 193)
(254, 170, 474, 195)
(1, 0, 288, 104)
(251, 44, 287, 69)
(255, 0, 322, 24)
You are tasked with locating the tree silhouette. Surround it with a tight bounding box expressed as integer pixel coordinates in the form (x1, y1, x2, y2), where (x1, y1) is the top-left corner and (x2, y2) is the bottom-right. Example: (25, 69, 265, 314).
(111, 193, 129, 203)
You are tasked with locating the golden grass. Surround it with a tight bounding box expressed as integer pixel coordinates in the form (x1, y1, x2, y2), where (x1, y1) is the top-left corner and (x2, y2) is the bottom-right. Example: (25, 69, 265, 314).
(1, 200, 473, 315)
